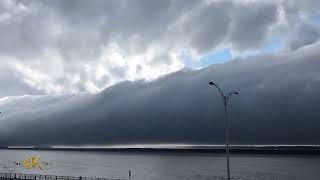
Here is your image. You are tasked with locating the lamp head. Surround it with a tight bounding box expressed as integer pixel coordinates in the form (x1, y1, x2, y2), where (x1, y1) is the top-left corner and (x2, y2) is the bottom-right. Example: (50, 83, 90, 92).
(234, 92, 239, 95)
(209, 82, 214, 85)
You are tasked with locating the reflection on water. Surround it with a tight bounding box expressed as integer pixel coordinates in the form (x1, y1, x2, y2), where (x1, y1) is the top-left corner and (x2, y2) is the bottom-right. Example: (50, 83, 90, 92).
(0, 149, 319, 180)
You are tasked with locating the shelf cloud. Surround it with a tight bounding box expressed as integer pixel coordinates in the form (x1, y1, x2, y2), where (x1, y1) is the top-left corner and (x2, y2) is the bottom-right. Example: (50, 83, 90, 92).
(0, 42, 319, 146)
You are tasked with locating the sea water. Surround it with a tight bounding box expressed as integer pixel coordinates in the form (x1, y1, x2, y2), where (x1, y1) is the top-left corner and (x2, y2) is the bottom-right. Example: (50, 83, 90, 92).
(0, 149, 319, 180)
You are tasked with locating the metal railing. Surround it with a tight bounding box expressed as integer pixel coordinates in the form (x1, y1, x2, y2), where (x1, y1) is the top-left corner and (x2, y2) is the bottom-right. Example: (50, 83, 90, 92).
(0, 173, 126, 180)
(199, 172, 297, 180)
(0, 172, 298, 180)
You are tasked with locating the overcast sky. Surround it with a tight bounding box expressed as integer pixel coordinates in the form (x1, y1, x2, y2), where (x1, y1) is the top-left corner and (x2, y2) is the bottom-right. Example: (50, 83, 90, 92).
(0, 0, 320, 146)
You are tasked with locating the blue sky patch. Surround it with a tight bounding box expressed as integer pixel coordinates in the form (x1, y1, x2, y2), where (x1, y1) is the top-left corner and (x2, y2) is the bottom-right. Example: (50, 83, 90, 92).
(182, 38, 284, 69)
(195, 48, 231, 68)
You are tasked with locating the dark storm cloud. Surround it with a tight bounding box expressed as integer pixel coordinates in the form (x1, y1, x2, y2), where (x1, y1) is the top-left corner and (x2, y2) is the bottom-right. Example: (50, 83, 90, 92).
(287, 22, 320, 51)
(228, 2, 278, 50)
(283, 0, 320, 15)
(2, 0, 320, 96)
(183, 1, 280, 52)
(0, 0, 197, 61)
(0, 0, 281, 61)
(1, 0, 320, 61)
(0, 42, 320, 146)
(280, 0, 320, 51)
(184, 1, 232, 53)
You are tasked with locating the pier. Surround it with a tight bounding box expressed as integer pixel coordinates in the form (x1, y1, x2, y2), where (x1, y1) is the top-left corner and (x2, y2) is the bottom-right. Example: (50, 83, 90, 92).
(0, 173, 126, 180)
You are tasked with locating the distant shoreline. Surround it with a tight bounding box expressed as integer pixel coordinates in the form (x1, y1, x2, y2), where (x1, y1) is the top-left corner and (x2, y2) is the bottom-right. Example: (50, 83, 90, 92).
(1, 145, 320, 155)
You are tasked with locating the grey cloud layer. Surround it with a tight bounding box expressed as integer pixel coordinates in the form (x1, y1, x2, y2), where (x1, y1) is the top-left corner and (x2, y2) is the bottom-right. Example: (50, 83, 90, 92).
(0, 0, 280, 58)
(0, 42, 319, 146)
(1, 0, 317, 96)
(287, 22, 320, 51)
(228, 2, 278, 50)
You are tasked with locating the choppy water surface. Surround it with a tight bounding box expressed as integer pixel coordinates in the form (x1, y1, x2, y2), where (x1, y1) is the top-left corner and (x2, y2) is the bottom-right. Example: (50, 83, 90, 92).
(0, 149, 319, 180)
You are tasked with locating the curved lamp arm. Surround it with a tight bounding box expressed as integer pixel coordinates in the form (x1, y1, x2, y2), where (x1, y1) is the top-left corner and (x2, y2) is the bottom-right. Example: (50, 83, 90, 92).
(209, 82, 225, 99)
(226, 92, 239, 102)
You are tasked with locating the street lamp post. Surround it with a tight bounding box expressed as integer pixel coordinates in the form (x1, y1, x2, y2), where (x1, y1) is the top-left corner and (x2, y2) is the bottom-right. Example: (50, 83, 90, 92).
(209, 82, 238, 180)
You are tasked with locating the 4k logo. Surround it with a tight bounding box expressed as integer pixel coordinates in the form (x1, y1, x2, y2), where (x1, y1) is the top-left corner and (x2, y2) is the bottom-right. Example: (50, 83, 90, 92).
(13, 156, 51, 170)
(23, 156, 44, 170)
